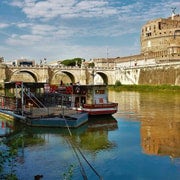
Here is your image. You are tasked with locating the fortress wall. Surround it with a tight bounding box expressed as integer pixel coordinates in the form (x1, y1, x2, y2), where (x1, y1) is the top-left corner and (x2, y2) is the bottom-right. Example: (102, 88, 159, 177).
(138, 65, 180, 85)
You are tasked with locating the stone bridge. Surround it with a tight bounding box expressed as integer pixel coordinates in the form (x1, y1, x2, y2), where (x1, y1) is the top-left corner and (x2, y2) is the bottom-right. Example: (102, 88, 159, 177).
(0, 62, 180, 86)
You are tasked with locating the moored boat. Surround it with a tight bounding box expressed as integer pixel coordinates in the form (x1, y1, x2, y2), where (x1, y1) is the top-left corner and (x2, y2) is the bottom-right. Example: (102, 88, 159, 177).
(53, 84, 118, 116)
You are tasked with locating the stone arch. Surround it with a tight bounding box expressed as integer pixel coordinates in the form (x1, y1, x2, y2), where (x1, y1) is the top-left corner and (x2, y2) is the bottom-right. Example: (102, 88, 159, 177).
(10, 70, 38, 82)
(95, 72, 108, 84)
(51, 70, 75, 85)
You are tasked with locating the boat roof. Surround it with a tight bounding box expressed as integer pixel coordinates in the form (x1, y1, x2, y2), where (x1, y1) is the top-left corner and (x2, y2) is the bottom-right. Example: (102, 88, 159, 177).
(4, 82, 46, 89)
(72, 84, 107, 87)
(4, 82, 107, 89)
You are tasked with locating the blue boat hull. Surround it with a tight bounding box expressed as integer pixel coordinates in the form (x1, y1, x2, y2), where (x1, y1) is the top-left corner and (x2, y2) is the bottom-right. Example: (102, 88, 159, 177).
(26, 113, 88, 128)
(0, 109, 88, 128)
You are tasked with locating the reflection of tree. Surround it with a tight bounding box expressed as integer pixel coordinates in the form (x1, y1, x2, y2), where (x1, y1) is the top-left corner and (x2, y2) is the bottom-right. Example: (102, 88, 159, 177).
(3, 121, 45, 147)
(71, 118, 118, 153)
(76, 131, 116, 152)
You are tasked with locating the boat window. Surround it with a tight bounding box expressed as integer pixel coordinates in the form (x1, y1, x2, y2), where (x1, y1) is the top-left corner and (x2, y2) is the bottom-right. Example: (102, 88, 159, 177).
(75, 97, 80, 107)
(95, 90, 105, 94)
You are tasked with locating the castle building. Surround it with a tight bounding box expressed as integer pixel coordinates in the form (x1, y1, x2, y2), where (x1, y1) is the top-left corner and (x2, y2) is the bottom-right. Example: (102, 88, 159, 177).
(93, 13, 180, 67)
(141, 14, 180, 58)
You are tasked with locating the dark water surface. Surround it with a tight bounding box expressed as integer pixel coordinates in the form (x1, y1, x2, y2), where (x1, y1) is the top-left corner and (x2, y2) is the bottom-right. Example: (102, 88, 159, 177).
(0, 91, 180, 180)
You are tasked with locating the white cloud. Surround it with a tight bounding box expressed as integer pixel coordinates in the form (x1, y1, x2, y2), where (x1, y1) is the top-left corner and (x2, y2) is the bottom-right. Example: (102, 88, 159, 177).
(2, 0, 180, 61)
(0, 23, 10, 28)
(9, 0, 118, 20)
(31, 24, 57, 35)
(6, 34, 43, 46)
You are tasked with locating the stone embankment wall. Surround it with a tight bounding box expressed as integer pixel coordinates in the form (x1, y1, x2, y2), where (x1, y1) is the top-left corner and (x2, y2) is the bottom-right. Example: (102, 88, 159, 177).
(138, 65, 180, 85)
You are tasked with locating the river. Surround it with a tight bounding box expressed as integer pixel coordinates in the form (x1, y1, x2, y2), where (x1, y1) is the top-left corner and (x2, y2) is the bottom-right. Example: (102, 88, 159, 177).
(0, 91, 180, 180)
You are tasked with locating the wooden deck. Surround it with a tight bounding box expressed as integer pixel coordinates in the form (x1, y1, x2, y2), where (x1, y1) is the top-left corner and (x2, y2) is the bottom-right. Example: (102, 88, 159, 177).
(24, 106, 80, 118)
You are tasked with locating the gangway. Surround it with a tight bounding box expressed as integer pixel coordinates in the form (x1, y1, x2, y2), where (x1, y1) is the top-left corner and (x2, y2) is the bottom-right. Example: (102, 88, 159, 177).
(15, 82, 48, 116)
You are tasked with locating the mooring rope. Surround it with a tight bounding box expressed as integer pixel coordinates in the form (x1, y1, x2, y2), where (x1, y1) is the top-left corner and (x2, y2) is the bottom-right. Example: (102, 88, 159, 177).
(67, 138, 88, 180)
(64, 116, 103, 180)
(64, 115, 72, 136)
(64, 117, 88, 179)
(75, 145, 103, 180)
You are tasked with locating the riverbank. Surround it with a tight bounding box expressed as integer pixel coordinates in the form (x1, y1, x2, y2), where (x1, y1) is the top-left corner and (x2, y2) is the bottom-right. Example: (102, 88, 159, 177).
(108, 84, 180, 92)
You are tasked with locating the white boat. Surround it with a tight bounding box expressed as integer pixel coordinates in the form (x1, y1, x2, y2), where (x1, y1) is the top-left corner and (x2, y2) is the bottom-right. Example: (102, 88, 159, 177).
(56, 84, 118, 116)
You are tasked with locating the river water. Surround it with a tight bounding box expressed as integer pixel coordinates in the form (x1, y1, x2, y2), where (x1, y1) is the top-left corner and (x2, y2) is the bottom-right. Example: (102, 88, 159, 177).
(0, 91, 180, 180)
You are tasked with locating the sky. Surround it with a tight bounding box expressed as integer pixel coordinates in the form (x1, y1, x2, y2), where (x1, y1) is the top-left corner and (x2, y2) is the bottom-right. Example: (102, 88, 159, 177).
(0, 0, 179, 63)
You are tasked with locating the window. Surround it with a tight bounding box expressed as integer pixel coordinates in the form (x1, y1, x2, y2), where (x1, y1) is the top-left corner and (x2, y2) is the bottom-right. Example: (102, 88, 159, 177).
(95, 90, 105, 94)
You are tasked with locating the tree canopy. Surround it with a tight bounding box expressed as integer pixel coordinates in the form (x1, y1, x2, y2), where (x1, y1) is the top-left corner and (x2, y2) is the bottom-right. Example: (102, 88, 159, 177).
(61, 58, 84, 67)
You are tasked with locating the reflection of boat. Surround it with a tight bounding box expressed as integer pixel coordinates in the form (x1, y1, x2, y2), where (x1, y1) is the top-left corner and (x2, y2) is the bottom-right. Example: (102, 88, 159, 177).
(47, 84, 118, 115)
(88, 115, 118, 131)
(25, 123, 88, 136)
(0, 118, 14, 137)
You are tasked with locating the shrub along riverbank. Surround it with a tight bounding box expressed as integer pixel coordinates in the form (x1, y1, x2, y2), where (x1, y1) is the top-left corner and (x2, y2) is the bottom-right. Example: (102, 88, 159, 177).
(108, 84, 180, 92)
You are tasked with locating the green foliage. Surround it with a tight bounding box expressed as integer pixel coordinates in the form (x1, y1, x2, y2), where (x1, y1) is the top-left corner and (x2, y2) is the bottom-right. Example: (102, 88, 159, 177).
(4, 89, 15, 97)
(62, 164, 75, 180)
(0, 137, 23, 180)
(108, 84, 180, 92)
(115, 80, 122, 86)
(88, 62, 95, 68)
(61, 58, 84, 67)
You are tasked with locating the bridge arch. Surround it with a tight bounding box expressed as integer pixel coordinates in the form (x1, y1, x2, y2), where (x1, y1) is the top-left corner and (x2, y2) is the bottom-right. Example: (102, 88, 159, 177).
(10, 70, 38, 82)
(51, 70, 75, 85)
(95, 72, 108, 84)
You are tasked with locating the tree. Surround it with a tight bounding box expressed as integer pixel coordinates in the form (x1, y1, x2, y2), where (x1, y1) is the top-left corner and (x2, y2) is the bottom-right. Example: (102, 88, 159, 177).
(61, 58, 84, 67)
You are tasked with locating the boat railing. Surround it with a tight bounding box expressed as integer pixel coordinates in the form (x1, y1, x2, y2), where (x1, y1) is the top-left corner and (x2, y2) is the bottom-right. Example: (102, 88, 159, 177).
(0, 96, 17, 111)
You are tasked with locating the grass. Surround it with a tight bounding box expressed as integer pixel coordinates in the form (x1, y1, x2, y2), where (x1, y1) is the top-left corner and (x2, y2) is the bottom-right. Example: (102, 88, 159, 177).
(108, 84, 180, 92)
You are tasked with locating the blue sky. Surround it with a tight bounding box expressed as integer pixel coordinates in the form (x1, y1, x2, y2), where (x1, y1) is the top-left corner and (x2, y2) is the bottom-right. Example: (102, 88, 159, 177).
(0, 0, 179, 63)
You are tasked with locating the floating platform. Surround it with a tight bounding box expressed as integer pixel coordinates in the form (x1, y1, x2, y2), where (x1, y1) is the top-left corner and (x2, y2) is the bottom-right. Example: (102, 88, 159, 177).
(0, 108, 88, 128)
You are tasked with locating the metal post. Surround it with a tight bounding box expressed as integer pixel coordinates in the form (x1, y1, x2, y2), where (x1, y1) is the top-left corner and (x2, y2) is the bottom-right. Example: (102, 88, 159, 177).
(15, 83, 18, 111)
(21, 82, 24, 116)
